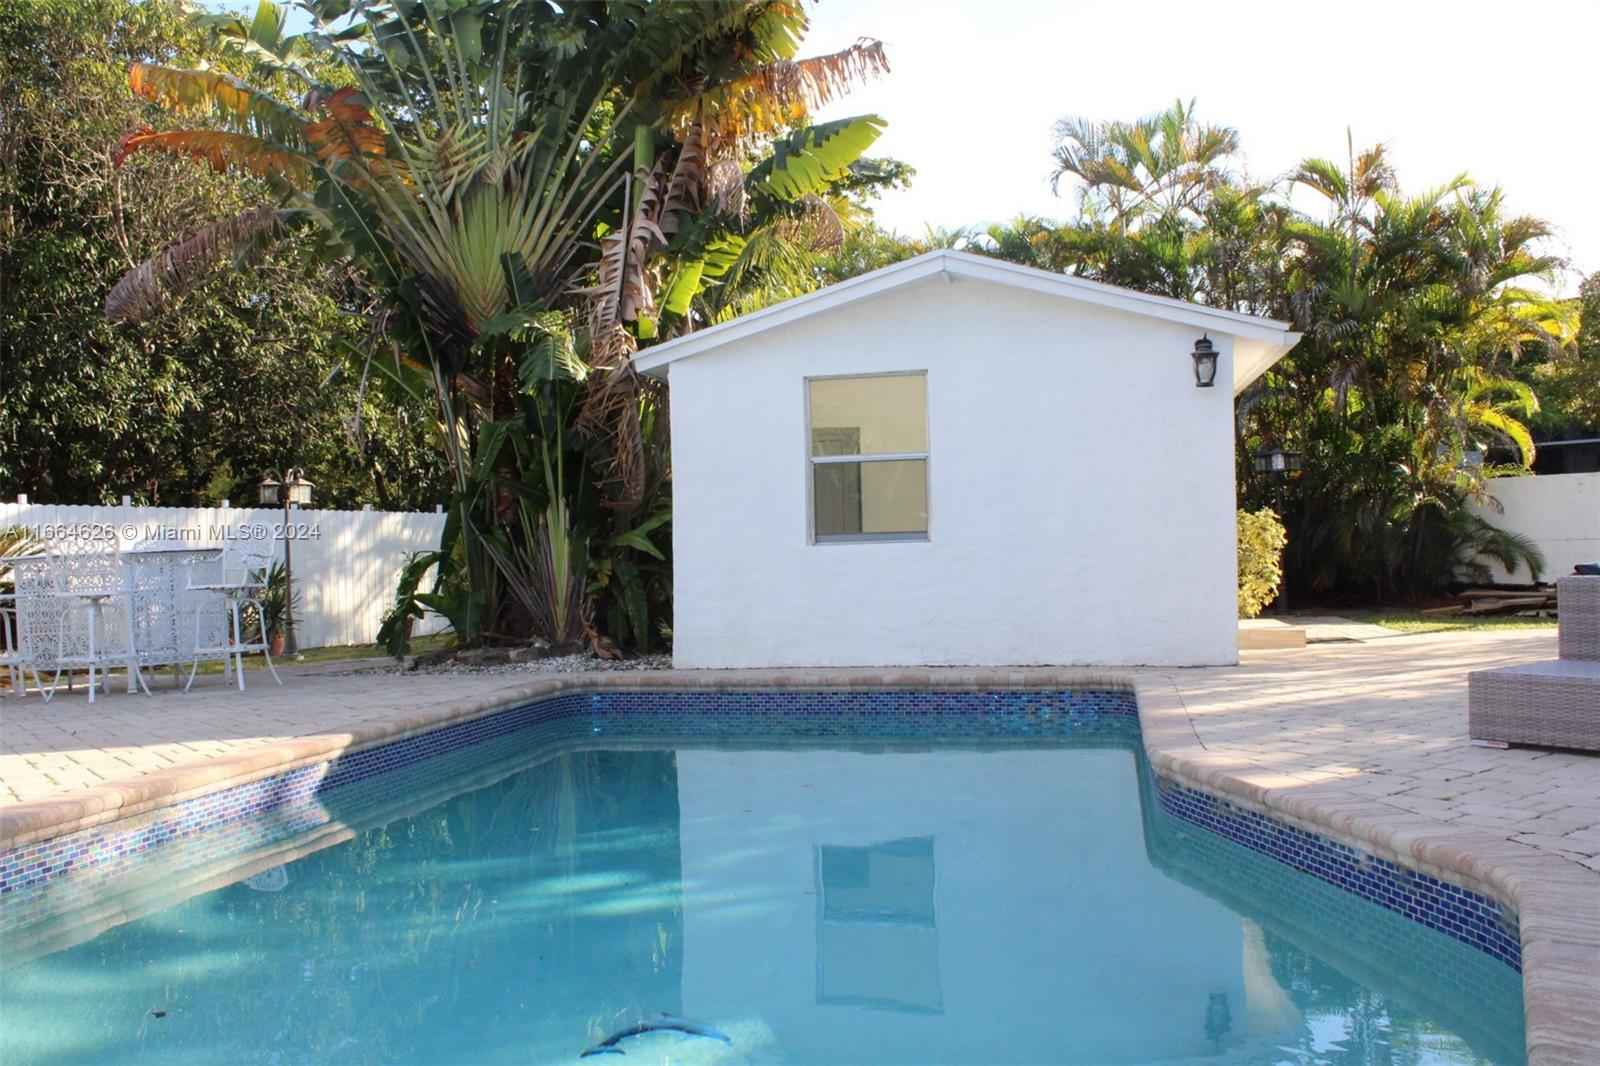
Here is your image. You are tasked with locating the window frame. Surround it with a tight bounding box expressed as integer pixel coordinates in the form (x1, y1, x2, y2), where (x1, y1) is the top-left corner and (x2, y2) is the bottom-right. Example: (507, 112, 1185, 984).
(804, 371, 931, 545)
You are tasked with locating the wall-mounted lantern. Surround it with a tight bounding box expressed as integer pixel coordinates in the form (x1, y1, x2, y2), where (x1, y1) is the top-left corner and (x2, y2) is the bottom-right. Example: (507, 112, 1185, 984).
(1192, 336, 1219, 388)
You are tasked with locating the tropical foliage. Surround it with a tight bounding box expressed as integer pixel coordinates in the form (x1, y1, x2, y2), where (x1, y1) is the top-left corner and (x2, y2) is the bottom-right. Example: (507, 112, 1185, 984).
(1237, 508, 1287, 619)
(1519, 270, 1600, 436)
(947, 101, 1579, 602)
(0, 0, 447, 509)
(111, 0, 890, 652)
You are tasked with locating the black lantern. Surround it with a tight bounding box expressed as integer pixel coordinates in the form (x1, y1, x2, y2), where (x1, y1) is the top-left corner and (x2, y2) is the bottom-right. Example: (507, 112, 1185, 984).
(257, 468, 313, 507)
(1192, 336, 1219, 388)
(1251, 447, 1303, 476)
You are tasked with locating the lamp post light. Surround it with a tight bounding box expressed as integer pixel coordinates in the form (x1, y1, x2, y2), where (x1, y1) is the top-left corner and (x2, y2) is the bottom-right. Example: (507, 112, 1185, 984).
(1250, 447, 1303, 476)
(257, 467, 313, 659)
(1192, 336, 1219, 388)
(1250, 447, 1302, 613)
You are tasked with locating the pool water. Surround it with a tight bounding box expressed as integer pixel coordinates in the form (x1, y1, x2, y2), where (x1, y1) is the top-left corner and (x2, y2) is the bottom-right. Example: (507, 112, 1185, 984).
(0, 719, 1525, 1064)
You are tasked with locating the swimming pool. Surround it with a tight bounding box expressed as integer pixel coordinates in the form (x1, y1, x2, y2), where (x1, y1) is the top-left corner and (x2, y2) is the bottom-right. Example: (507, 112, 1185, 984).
(0, 690, 1526, 1064)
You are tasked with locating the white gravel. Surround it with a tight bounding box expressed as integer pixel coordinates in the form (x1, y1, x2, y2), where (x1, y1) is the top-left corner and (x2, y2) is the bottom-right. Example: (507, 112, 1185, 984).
(403, 652, 672, 676)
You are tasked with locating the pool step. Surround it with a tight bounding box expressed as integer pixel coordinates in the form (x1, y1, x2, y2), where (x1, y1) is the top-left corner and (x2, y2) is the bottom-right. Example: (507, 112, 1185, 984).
(1238, 619, 1307, 650)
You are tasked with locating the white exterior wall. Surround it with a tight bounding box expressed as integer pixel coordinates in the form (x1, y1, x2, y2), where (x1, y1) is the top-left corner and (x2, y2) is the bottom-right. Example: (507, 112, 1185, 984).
(0, 501, 448, 648)
(668, 276, 1240, 668)
(1465, 472, 1600, 581)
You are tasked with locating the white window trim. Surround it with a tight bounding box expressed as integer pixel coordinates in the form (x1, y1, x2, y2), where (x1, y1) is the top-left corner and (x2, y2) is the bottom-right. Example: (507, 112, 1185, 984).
(804, 372, 931, 545)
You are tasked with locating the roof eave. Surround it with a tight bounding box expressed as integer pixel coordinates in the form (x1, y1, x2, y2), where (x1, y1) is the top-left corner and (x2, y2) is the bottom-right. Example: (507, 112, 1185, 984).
(631, 250, 1298, 377)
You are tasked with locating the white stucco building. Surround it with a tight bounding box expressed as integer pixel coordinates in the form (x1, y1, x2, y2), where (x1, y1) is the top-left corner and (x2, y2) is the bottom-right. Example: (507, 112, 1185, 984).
(634, 250, 1300, 668)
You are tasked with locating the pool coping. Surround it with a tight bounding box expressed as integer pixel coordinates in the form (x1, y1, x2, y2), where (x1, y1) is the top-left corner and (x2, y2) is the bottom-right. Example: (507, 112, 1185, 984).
(1, 668, 1596, 1064)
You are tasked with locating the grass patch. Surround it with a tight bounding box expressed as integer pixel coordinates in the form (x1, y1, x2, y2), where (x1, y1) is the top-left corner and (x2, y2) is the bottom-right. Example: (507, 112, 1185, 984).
(26, 633, 457, 692)
(181, 631, 454, 675)
(1347, 609, 1557, 635)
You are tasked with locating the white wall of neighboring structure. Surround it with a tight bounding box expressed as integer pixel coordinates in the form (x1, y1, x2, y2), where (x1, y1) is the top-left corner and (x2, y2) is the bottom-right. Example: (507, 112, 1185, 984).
(1466, 472, 1600, 582)
(665, 276, 1243, 668)
(0, 501, 448, 648)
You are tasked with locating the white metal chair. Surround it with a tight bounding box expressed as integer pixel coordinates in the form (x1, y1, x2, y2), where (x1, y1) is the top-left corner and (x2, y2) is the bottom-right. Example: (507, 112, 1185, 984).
(185, 540, 283, 691)
(43, 533, 148, 703)
(1, 592, 29, 696)
(7, 560, 59, 698)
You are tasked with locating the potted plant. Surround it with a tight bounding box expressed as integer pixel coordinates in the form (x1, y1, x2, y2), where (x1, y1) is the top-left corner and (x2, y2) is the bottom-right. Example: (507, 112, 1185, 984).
(259, 561, 301, 656)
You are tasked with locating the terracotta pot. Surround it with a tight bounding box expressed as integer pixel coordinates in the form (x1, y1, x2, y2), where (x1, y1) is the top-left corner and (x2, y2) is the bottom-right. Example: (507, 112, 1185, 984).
(269, 633, 286, 656)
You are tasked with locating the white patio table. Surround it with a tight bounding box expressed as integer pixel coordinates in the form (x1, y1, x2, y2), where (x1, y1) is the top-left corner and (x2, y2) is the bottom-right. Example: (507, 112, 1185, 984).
(8, 545, 228, 694)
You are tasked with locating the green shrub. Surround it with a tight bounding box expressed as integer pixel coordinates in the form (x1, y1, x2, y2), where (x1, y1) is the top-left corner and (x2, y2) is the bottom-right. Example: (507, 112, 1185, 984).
(1238, 508, 1288, 618)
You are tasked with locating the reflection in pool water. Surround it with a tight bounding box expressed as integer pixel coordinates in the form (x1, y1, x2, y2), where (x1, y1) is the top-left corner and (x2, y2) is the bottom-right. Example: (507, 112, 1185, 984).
(1, 721, 1524, 1065)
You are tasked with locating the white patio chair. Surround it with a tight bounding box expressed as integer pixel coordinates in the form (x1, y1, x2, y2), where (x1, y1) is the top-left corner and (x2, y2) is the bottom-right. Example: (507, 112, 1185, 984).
(1, 593, 28, 696)
(6, 560, 57, 699)
(185, 540, 283, 692)
(43, 534, 149, 704)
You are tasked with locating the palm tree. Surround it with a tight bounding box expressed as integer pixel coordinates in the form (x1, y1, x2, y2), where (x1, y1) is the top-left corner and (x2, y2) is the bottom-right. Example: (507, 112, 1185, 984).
(109, 0, 889, 648)
(1263, 147, 1575, 599)
(1049, 98, 1240, 231)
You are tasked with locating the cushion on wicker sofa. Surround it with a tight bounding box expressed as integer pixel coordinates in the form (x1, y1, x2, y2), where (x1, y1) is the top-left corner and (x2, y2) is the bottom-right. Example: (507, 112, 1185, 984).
(1468, 659, 1600, 751)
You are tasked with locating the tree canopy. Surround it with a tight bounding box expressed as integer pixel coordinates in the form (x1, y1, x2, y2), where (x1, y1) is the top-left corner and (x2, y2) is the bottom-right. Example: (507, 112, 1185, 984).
(0, 0, 448, 508)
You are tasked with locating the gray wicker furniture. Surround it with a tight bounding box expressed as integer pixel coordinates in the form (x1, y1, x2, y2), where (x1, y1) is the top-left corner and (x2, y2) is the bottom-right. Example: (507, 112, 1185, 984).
(1558, 573, 1600, 661)
(1468, 575, 1600, 751)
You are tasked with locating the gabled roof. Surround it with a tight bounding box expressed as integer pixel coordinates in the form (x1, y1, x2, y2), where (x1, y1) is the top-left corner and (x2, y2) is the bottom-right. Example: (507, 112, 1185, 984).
(631, 249, 1302, 394)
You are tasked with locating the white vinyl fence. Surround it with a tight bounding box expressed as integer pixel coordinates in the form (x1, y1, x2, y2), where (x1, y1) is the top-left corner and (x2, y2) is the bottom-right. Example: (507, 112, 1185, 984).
(1, 499, 449, 649)
(1466, 472, 1600, 583)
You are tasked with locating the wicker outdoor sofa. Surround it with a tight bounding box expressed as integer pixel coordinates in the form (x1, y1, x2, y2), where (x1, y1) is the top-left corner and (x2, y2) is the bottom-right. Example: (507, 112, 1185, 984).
(1468, 575, 1600, 751)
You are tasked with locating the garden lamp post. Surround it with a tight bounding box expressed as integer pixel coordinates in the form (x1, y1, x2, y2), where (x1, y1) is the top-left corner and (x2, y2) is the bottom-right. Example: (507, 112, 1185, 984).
(258, 468, 313, 658)
(1251, 448, 1302, 612)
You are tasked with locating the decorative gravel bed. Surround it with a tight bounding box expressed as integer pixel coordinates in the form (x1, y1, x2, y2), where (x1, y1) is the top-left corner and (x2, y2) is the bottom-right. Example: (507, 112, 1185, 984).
(402, 652, 671, 676)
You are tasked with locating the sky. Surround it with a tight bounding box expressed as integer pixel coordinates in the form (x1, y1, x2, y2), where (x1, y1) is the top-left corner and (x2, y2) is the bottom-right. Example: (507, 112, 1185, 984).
(801, 0, 1600, 290)
(225, 0, 1600, 290)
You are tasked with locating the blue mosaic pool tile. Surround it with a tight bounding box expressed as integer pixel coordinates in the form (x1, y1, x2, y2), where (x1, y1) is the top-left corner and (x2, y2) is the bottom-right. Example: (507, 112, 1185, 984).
(1151, 774, 1521, 971)
(0, 685, 1520, 973)
(586, 688, 1139, 741)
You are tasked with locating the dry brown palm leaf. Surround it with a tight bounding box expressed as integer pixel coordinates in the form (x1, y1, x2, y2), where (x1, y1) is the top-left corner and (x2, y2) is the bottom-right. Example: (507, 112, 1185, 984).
(303, 88, 388, 169)
(671, 39, 890, 150)
(582, 158, 671, 333)
(105, 205, 281, 324)
(586, 321, 636, 370)
(660, 123, 705, 239)
(112, 126, 312, 182)
(796, 193, 844, 250)
(452, 370, 493, 415)
(706, 158, 747, 219)
(573, 359, 647, 510)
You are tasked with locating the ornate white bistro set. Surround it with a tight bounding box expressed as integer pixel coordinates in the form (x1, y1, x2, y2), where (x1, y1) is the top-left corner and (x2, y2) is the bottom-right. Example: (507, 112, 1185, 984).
(0, 530, 283, 702)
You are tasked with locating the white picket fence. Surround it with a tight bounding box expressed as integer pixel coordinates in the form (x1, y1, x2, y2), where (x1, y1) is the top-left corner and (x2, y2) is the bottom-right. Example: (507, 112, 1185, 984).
(1, 499, 449, 649)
